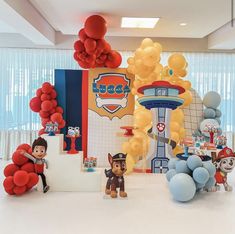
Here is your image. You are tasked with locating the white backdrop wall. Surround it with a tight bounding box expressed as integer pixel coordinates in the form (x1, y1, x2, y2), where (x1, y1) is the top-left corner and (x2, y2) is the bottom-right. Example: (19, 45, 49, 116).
(0, 48, 235, 159)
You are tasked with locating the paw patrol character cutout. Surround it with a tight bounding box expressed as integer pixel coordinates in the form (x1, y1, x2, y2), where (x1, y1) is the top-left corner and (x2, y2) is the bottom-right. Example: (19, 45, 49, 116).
(105, 153, 127, 198)
(214, 147, 235, 191)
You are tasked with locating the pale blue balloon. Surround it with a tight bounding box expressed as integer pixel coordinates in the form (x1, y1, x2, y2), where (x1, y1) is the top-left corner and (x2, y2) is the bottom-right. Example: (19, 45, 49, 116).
(215, 118, 221, 125)
(168, 158, 179, 170)
(203, 161, 216, 177)
(215, 109, 222, 118)
(193, 167, 210, 184)
(204, 108, 216, 119)
(166, 169, 177, 182)
(204, 177, 216, 189)
(187, 155, 202, 171)
(203, 91, 221, 109)
(196, 182, 205, 191)
(176, 160, 191, 174)
(169, 173, 196, 202)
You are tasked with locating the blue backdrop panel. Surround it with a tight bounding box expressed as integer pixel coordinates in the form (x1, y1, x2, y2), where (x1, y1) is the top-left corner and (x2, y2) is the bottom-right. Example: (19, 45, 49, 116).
(55, 69, 83, 150)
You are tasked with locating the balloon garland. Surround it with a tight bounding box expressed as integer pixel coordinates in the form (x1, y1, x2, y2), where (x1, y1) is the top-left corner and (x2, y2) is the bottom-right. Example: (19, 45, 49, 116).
(73, 15, 122, 69)
(29, 82, 66, 136)
(124, 38, 193, 173)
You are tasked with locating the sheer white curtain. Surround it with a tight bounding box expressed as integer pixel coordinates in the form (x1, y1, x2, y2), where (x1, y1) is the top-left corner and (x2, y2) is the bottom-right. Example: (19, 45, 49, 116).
(0, 48, 78, 159)
(1, 48, 235, 159)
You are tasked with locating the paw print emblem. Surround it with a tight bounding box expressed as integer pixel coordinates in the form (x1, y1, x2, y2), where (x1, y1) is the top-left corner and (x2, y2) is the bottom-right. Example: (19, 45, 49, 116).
(157, 122, 165, 133)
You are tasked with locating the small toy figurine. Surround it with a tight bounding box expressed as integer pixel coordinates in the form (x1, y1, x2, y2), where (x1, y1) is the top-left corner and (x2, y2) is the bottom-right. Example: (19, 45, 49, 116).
(45, 122, 58, 136)
(74, 127, 80, 137)
(21, 137, 50, 193)
(213, 147, 235, 191)
(105, 153, 127, 198)
(67, 127, 75, 137)
(83, 157, 97, 172)
(215, 135, 227, 149)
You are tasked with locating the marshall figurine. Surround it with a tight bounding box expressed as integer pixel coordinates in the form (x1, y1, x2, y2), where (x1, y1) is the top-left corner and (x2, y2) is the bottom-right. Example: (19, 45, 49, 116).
(105, 153, 127, 198)
(213, 147, 235, 191)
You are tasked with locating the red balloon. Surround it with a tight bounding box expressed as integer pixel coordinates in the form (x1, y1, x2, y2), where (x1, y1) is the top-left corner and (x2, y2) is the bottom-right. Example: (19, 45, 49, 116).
(21, 162, 35, 173)
(13, 171, 29, 186)
(50, 89, 57, 99)
(51, 112, 63, 123)
(78, 60, 90, 69)
(73, 51, 80, 61)
(78, 28, 87, 42)
(12, 150, 29, 166)
(36, 88, 42, 97)
(5, 188, 15, 195)
(39, 110, 50, 118)
(84, 15, 107, 39)
(38, 128, 45, 136)
(27, 173, 39, 188)
(96, 39, 106, 50)
(29, 97, 42, 113)
(41, 118, 49, 127)
(41, 100, 53, 111)
(42, 82, 53, 94)
(3, 176, 15, 190)
(56, 106, 63, 114)
(49, 108, 56, 115)
(99, 53, 107, 61)
(74, 40, 85, 52)
(16, 144, 31, 153)
(14, 185, 26, 195)
(41, 94, 50, 101)
(84, 38, 97, 52)
(4, 164, 19, 177)
(51, 100, 57, 108)
(105, 51, 122, 68)
(95, 49, 103, 57)
(58, 119, 66, 129)
(103, 42, 111, 54)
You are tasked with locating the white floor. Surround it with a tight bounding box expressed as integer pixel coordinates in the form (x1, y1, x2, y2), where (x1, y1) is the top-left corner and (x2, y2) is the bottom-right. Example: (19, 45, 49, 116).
(1, 160, 235, 234)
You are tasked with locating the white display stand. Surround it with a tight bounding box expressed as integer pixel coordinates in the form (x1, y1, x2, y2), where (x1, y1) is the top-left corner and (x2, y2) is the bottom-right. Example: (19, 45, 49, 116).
(37, 134, 102, 192)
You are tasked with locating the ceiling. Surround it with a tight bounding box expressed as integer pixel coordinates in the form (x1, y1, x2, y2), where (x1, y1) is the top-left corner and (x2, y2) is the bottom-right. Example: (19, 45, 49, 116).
(29, 0, 231, 38)
(0, 0, 234, 50)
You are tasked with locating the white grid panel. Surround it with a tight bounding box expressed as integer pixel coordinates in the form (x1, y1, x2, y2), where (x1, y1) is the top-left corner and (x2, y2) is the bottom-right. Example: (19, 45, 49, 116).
(87, 110, 133, 167)
(182, 89, 203, 137)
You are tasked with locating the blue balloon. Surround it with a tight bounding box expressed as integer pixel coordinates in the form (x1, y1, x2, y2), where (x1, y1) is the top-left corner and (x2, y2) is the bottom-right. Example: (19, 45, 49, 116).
(203, 91, 221, 109)
(203, 161, 216, 177)
(169, 173, 196, 202)
(204, 177, 216, 189)
(215, 118, 221, 125)
(196, 182, 205, 191)
(166, 169, 177, 182)
(204, 108, 216, 119)
(193, 167, 210, 184)
(176, 160, 191, 174)
(187, 155, 203, 171)
(168, 158, 178, 170)
(215, 109, 222, 118)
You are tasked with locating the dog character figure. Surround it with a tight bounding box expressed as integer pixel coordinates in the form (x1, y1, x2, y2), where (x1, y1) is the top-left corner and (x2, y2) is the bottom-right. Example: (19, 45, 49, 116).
(105, 153, 127, 198)
(213, 147, 235, 191)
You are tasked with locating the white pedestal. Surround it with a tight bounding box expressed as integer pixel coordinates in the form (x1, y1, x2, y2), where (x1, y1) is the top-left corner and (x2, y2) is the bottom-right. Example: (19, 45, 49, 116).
(37, 134, 102, 192)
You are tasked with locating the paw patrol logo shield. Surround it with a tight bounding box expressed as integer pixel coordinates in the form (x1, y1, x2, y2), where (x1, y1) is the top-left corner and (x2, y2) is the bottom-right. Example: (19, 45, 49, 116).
(92, 73, 131, 114)
(157, 122, 165, 133)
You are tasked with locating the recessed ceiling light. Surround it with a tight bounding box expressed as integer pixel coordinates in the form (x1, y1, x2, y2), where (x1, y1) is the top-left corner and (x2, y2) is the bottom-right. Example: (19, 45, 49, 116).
(180, 23, 187, 26)
(121, 17, 159, 28)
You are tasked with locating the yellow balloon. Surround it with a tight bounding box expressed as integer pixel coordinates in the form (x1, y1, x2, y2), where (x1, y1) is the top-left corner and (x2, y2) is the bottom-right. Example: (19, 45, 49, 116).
(141, 38, 154, 49)
(131, 88, 137, 95)
(170, 121, 180, 132)
(171, 108, 184, 124)
(171, 131, 180, 143)
(153, 42, 162, 53)
(127, 65, 135, 74)
(154, 63, 163, 74)
(135, 48, 144, 59)
(175, 69, 187, 78)
(179, 128, 186, 138)
(143, 47, 160, 67)
(127, 57, 135, 65)
(168, 53, 186, 70)
(125, 154, 136, 174)
(182, 80, 191, 90)
(134, 109, 152, 129)
(179, 90, 193, 107)
(122, 141, 130, 154)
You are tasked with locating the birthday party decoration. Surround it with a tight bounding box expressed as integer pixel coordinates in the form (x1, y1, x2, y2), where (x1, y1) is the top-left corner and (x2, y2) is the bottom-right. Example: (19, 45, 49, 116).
(166, 156, 216, 202)
(193, 91, 222, 142)
(73, 15, 122, 69)
(124, 38, 192, 173)
(29, 82, 66, 136)
(3, 144, 39, 195)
